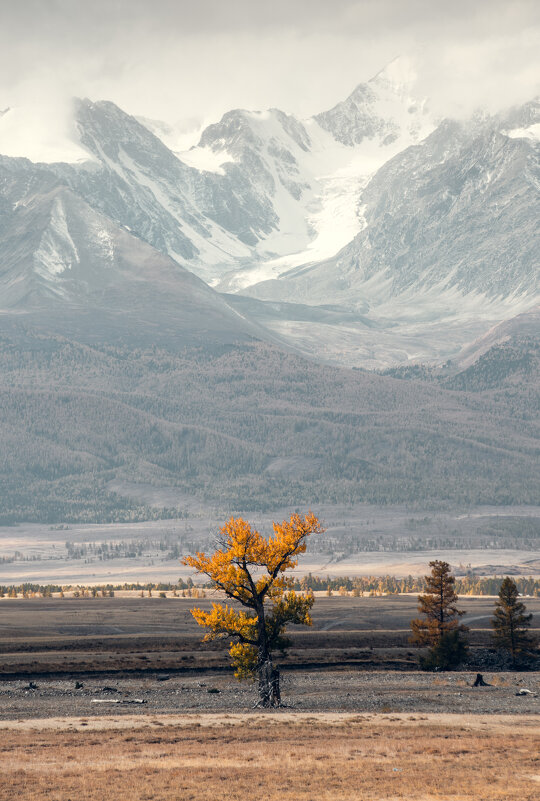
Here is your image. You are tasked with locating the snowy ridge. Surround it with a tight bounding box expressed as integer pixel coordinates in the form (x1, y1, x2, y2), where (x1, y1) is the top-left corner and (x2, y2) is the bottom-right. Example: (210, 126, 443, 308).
(0, 60, 436, 288)
(0, 61, 537, 368)
(239, 101, 539, 367)
(187, 61, 436, 289)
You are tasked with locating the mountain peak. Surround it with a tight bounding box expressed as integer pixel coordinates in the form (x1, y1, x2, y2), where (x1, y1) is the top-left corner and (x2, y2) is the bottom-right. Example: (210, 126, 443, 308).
(368, 55, 418, 94)
(314, 56, 431, 148)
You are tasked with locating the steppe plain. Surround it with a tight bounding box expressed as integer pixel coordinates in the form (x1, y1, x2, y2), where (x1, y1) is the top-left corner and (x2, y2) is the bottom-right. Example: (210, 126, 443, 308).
(1, 505, 539, 800)
(0, 595, 539, 799)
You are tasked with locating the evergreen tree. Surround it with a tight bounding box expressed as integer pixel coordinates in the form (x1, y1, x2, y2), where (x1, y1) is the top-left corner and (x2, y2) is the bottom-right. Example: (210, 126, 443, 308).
(419, 630, 469, 671)
(491, 577, 534, 667)
(410, 560, 468, 669)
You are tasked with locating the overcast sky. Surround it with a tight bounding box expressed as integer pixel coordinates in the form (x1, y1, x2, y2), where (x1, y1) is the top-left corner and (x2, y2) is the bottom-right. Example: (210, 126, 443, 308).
(1, 0, 538, 129)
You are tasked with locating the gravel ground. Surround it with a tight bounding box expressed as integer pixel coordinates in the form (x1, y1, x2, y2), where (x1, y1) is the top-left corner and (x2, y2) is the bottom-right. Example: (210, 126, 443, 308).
(0, 670, 538, 720)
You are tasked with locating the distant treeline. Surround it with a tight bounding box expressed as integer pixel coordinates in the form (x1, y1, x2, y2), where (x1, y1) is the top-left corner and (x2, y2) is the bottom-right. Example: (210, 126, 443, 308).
(293, 573, 540, 597)
(2, 575, 539, 598)
(308, 515, 540, 554)
(0, 579, 203, 598)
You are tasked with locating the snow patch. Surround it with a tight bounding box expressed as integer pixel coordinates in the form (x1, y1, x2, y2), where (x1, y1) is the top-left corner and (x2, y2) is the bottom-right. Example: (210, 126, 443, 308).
(179, 145, 235, 174)
(503, 123, 540, 142)
(93, 225, 115, 262)
(224, 110, 435, 292)
(34, 196, 80, 279)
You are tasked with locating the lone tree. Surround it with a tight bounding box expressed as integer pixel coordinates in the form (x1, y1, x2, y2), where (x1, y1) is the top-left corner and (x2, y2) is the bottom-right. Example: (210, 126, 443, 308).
(410, 560, 468, 669)
(491, 577, 534, 668)
(183, 512, 324, 707)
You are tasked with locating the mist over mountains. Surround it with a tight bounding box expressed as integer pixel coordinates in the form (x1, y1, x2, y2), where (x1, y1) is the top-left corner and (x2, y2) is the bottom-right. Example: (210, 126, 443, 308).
(0, 58, 538, 522)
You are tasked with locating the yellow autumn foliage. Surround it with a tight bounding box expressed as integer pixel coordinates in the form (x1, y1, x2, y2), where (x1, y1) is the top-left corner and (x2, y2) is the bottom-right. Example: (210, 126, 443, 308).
(183, 512, 323, 680)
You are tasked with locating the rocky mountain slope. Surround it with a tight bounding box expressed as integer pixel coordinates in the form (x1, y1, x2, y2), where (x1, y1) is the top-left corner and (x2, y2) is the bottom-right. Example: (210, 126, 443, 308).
(244, 103, 539, 365)
(455, 306, 540, 370)
(249, 103, 539, 304)
(0, 167, 262, 348)
(0, 60, 537, 370)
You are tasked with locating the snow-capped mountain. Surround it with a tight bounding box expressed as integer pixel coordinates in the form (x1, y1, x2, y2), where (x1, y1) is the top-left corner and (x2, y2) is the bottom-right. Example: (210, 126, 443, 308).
(314, 56, 431, 147)
(243, 102, 539, 366)
(0, 60, 537, 367)
(61, 99, 258, 282)
(248, 106, 540, 305)
(0, 58, 437, 287)
(178, 57, 436, 289)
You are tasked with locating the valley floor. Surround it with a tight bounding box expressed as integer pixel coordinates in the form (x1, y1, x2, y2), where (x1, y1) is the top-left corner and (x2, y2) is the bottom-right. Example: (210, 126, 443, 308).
(1, 503, 539, 586)
(1, 596, 538, 798)
(1, 710, 538, 801)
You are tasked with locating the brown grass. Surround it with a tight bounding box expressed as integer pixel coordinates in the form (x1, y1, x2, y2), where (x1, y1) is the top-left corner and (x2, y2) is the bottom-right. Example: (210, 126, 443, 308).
(3, 595, 532, 676)
(0, 714, 538, 801)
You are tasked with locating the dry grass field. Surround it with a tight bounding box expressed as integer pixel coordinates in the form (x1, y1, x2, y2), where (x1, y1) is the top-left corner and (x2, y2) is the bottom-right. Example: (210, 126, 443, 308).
(0, 713, 538, 801)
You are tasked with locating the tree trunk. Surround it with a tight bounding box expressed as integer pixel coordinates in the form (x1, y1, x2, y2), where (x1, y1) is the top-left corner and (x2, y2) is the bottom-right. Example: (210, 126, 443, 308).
(257, 656, 281, 707)
(254, 599, 281, 707)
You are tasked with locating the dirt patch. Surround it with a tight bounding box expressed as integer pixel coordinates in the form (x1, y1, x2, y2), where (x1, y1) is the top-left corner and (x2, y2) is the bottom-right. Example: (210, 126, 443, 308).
(0, 711, 538, 734)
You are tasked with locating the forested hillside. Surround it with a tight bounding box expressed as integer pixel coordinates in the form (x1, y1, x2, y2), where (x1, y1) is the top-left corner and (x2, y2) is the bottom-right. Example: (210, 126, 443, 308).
(0, 326, 538, 523)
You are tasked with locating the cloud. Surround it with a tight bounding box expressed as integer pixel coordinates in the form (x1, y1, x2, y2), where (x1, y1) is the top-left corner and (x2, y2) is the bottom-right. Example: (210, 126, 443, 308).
(0, 0, 538, 124)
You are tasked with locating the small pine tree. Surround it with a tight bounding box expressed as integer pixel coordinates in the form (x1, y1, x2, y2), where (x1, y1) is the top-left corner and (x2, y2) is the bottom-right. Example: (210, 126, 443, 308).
(410, 560, 468, 669)
(419, 630, 468, 671)
(491, 577, 534, 668)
